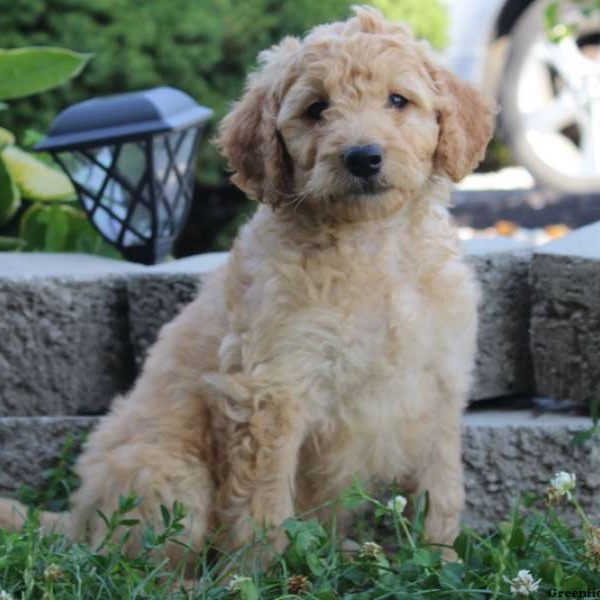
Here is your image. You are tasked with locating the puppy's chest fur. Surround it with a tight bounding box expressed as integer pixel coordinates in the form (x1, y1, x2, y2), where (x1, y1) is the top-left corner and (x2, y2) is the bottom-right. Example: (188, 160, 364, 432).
(228, 220, 467, 462)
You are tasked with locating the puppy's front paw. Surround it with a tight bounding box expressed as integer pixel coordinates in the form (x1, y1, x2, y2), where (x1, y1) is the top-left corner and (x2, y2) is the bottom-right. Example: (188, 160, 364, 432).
(424, 504, 461, 549)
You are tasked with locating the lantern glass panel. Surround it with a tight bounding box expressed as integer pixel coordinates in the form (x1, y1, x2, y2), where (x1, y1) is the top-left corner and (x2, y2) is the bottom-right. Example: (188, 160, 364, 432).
(59, 151, 105, 190)
(152, 128, 199, 237)
(94, 205, 130, 243)
(116, 142, 147, 188)
(154, 136, 171, 181)
(35, 87, 213, 264)
(58, 142, 156, 247)
(102, 179, 129, 220)
(58, 135, 200, 249)
(128, 202, 153, 240)
(175, 130, 196, 170)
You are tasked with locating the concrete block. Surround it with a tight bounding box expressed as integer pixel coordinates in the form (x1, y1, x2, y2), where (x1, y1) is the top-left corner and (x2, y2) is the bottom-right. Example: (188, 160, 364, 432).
(0, 254, 139, 416)
(463, 410, 599, 530)
(0, 412, 596, 534)
(530, 222, 600, 405)
(127, 243, 533, 401)
(464, 239, 534, 401)
(0, 252, 144, 278)
(0, 416, 96, 495)
(0, 244, 532, 412)
(126, 252, 228, 367)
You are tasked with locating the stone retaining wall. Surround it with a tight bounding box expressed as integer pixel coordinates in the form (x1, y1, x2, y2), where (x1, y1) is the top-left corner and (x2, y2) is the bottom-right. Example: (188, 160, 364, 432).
(1, 224, 598, 529)
(0, 412, 596, 528)
(530, 224, 600, 406)
(0, 241, 535, 415)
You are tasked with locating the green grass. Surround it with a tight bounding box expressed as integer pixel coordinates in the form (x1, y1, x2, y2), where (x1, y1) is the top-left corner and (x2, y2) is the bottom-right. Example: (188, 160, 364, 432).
(0, 440, 599, 598)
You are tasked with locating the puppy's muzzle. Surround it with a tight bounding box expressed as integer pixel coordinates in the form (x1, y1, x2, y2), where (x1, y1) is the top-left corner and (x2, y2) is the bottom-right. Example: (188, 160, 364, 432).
(342, 144, 383, 179)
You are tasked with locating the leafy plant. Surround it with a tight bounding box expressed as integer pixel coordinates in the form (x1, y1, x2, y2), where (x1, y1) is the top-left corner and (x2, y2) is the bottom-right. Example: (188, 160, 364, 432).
(0, 47, 89, 101)
(17, 433, 83, 513)
(371, 0, 447, 48)
(0, 45, 120, 256)
(545, 0, 600, 41)
(571, 397, 600, 447)
(4, 452, 600, 599)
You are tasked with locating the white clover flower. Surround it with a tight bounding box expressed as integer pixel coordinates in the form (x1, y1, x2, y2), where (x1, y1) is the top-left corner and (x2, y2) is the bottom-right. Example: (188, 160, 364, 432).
(550, 471, 577, 499)
(359, 541, 383, 560)
(0, 591, 14, 600)
(387, 495, 408, 516)
(44, 563, 63, 582)
(503, 570, 541, 597)
(227, 575, 252, 593)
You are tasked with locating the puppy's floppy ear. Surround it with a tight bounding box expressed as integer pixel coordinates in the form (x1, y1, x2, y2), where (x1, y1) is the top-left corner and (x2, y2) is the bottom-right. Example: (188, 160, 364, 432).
(215, 38, 299, 207)
(429, 65, 495, 182)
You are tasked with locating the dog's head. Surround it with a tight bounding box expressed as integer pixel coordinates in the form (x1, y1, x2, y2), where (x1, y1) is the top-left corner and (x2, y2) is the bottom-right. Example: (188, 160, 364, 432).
(217, 6, 494, 220)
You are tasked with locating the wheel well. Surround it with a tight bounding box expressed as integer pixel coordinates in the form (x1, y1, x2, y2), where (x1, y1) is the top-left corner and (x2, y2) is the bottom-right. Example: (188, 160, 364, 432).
(495, 0, 537, 37)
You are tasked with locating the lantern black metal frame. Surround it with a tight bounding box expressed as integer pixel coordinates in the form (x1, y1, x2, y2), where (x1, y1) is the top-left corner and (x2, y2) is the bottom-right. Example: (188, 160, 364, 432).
(36, 87, 213, 264)
(53, 131, 200, 264)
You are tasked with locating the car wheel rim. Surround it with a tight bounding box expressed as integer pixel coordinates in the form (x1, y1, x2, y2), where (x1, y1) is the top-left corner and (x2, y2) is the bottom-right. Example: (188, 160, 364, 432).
(516, 27, 600, 179)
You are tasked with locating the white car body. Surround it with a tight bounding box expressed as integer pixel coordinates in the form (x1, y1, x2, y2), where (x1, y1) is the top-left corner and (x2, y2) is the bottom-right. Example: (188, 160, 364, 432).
(441, 0, 600, 191)
(443, 0, 508, 86)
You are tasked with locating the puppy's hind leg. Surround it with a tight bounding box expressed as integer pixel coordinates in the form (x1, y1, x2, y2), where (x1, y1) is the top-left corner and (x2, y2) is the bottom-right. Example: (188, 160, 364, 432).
(67, 416, 216, 570)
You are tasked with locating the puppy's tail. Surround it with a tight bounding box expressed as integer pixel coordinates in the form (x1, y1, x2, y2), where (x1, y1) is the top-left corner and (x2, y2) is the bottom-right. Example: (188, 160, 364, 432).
(0, 497, 71, 537)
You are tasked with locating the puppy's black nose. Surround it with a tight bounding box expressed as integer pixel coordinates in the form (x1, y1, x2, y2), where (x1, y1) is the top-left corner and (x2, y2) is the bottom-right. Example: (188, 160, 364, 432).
(343, 144, 383, 179)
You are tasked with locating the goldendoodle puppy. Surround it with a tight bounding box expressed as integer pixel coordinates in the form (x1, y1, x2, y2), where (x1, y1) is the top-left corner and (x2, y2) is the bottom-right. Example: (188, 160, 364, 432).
(0, 6, 493, 567)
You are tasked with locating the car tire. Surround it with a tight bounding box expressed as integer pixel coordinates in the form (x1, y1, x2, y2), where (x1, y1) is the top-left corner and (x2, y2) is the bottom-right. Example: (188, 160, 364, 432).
(500, 0, 600, 193)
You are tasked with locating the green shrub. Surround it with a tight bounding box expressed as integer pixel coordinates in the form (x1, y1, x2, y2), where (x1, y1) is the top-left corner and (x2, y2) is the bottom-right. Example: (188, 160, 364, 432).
(0, 0, 448, 186)
(0, 45, 118, 255)
(372, 0, 448, 48)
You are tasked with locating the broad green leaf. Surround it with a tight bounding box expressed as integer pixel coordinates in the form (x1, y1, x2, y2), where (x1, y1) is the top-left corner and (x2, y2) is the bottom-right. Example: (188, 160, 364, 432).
(540, 559, 559, 584)
(0, 127, 15, 150)
(307, 552, 325, 576)
(19, 203, 86, 252)
(412, 548, 440, 568)
(439, 561, 465, 590)
(237, 580, 258, 600)
(0, 235, 25, 251)
(19, 203, 49, 249)
(42, 204, 70, 251)
(0, 47, 91, 101)
(453, 531, 470, 560)
(2, 146, 75, 202)
(0, 153, 20, 226)
(554, 561, 564, 587)
(562, 575, 588, 591)
(21, 128, 45, 149)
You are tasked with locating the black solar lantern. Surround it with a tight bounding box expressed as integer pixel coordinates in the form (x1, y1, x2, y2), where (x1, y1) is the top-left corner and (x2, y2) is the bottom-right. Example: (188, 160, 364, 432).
(36, 87, 213, 264)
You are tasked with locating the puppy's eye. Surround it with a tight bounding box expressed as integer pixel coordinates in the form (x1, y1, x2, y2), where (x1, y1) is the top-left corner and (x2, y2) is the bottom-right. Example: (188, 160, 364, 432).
(389, 93, 409, 109)
(305, 100, 328, 120)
